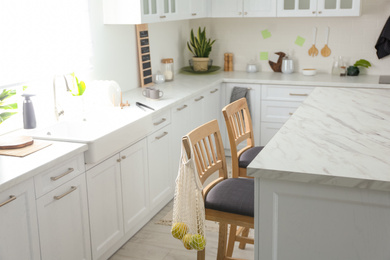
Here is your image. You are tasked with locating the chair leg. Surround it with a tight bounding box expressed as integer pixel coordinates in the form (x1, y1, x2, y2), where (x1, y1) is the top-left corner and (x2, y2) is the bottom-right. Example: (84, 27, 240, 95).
(197, 249, 205, 260)
(226, 224, 237, 257)
(238, 227, 250, 249)
(217, 223, 228, 260)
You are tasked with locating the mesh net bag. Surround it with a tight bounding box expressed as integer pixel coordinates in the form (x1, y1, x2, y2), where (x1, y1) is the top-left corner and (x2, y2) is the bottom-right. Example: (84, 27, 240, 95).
(171, 138, 206, 251)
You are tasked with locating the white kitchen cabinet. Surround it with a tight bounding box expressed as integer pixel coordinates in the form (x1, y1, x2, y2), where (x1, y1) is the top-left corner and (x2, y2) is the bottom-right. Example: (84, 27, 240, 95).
(277, 0, 361, 17)
(189, 0, 207, 18)
(0, 178, 41, 260)
(87, 155, 124, 260)
(103, 0, 180, 24)
(148, 124, 173, 213)
(37, 174, 91, 260)
(120, 138, 150, 234)
(260, 84, 314, 145)
(211, 0, 276, 18)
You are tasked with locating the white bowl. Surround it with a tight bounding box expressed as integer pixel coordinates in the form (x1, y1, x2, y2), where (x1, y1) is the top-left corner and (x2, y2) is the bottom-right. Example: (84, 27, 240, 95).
(302, 68, 317, 76)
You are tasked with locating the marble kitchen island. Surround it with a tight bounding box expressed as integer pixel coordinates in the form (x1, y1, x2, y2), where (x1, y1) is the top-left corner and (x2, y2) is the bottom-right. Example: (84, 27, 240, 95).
(247, 87, 390, 260)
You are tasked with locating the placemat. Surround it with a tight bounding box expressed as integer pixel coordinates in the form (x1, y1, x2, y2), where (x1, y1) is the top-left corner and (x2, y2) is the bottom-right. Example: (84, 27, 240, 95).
(0, 140, 52, 157)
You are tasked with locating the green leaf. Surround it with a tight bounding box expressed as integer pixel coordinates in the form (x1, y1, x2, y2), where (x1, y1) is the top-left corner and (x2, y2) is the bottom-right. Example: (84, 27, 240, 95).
(0, 103, 18, 110)
(23, 86, 28, 91)
(354, 59, 371, 68)
(77, 81, 86, 96)
(0, 112, 17, 124)
(0, 89, 16, 102)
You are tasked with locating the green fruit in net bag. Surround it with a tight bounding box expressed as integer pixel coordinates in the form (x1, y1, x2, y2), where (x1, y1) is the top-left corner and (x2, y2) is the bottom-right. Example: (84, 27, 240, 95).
(189, 234, 206, 251)
(171, 222, 188, 240)
(182, 233, 193, 250)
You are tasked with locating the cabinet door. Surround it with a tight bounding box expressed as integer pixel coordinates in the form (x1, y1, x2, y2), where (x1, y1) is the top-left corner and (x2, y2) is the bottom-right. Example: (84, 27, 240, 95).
(148, 124, 173, 212)
(141, 0, 161, 23)
(244, 0, 276, 17)
(190, 0, 207, 18)
(211, 0, 243, 17)
(0, 179, 40, 260)
(317, 0, 361, 16)
(37, 174, 91, 260)
(189, 93, 206, 130)
(160, 0, 180, 21)
(87, 155, 124, 260)
(277, 0, 317, 17)
(260, 122, 285, 146)
(171, 100, 192, 183)
(120, 138, 150, 234)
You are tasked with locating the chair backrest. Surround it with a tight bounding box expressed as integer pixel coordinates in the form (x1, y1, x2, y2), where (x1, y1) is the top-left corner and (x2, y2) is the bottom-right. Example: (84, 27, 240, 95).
(182, 120, 228, 197)
(222, 98, 254, 178)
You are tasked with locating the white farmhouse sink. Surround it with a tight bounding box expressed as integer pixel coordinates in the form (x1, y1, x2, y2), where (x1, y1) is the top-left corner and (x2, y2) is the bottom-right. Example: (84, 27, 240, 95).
(31, 106, 154, 164)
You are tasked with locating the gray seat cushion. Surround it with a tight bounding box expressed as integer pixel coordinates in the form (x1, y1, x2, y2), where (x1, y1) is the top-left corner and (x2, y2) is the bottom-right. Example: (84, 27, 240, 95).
(205, 178, 254, 217)
(238, 146, 263, 168)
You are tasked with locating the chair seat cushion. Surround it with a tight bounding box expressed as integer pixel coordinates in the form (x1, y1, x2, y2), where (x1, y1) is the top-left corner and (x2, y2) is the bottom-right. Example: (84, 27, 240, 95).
(205, 178, 254, 217)
(238, 146, 264, 168)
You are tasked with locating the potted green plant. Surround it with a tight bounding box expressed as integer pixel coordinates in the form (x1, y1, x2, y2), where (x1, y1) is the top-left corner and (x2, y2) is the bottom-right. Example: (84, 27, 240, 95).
(187, 27, 216, 72)
(347, 59, 371, 76)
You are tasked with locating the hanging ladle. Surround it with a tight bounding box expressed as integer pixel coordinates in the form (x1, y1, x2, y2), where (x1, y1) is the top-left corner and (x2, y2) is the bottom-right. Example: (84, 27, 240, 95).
(308, 27, 319, 57)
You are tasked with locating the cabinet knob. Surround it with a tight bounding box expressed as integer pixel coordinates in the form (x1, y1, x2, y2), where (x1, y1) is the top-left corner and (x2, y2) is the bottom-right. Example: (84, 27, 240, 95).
(117, 159, 121, 162)
(122, 156, 126, 160)
(192, 13, 197, 16)
(312, 11, 316, 14)
(244, 12, 248, 15)
(318, 11, 322, 14)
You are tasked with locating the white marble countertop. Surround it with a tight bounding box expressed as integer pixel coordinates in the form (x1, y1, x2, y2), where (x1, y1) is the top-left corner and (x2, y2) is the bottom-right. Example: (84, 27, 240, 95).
(247, 87, 390, 191)
(0, 141, 87, 193)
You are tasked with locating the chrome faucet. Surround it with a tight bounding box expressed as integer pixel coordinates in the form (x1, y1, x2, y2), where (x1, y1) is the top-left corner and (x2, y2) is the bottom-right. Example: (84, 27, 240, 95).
(53, 75, 71, 121)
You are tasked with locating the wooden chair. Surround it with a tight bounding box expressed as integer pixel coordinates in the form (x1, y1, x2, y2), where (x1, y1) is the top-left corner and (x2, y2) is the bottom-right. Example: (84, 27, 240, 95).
(222, 97, 264, 179)
(222, 98, 264, 254)
(182, 120, 254, 260)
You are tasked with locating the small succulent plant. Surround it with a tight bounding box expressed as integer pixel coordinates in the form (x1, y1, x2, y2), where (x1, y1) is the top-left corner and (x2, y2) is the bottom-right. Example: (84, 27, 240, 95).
(347, 59, 371, 76)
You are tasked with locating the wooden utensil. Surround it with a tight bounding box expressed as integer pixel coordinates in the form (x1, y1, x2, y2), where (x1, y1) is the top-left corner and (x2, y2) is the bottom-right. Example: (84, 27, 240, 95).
(0, 136, 34, 149)
(308, 27, 318, 57)
(268, 52, 286, 72)
(321, 27, 331, 57)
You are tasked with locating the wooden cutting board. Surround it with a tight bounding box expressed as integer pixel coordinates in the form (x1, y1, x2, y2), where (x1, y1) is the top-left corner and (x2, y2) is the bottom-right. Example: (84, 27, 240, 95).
(0, 136, 34, 150)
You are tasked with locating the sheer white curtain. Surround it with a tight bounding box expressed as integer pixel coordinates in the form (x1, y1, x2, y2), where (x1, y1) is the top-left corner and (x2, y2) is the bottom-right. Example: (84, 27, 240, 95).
(0, 0, 93, 86)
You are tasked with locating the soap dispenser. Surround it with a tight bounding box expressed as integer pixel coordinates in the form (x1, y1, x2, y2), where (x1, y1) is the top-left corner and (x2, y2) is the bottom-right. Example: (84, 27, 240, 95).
(22, 94, 36, 129)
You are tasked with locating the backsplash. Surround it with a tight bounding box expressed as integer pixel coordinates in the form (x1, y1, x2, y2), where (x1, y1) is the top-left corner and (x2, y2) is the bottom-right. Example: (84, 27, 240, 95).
(189, 0, 390, 75)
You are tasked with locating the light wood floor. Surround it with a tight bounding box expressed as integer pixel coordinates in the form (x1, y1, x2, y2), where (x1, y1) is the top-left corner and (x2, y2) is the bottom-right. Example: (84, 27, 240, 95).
(109, 200, 254, 260)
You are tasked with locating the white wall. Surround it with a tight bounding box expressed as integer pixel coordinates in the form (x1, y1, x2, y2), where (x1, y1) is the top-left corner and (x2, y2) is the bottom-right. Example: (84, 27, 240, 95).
(190, 0, 390, 75)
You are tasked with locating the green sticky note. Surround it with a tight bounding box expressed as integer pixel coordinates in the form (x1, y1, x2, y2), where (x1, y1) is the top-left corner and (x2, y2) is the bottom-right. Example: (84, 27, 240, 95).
(295, 36, 306, 46)
(261, 30, 272, 39)
(260, 52, 269, 60)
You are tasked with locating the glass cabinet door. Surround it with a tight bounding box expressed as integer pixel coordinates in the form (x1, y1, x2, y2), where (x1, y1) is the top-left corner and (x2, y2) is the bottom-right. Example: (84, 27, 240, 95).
(317, 0, 360, 16)
(277, 0, 317, 17)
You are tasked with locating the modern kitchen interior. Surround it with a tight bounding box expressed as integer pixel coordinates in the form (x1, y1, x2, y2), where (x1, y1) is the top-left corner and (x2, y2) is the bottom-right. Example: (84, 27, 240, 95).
(1, 0, 390, 260)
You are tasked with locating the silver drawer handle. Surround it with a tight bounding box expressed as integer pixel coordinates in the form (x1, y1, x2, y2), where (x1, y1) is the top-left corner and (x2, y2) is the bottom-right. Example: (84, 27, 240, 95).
(0, 195, 16, 207)
(153, 118, 166, 126)
(210, 89, 219, 94)
(289, 93, 308, 96)
(177, 105, 188, 111)
(51, 168, 74, 181)
(54, 186, 77, 200)
(195, 96, 204, 102)
(155, 132, 168, 140)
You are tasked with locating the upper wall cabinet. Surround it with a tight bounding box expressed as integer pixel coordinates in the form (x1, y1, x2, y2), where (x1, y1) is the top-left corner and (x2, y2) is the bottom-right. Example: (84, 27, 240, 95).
(277, 0, 361, 17)
(103, 0, 180, 24)
(188, 0, 208, 19)
(211, 0, 277, 18)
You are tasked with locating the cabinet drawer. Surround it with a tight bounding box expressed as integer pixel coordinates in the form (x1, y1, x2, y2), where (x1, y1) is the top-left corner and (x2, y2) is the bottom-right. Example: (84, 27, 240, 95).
(34, 154, 85, 198)
(262, 85, 314, 101)
(261, 101, 301, 123)
(151, 110, 171, 133)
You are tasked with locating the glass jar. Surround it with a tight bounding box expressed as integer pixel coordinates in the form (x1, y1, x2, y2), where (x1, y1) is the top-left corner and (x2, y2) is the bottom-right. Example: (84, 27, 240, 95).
(161, 58, 174, 81)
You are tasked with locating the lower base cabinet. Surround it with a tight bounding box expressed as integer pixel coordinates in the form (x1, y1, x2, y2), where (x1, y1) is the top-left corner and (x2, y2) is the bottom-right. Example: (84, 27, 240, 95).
(148, 124, 173, 213)
(87, 154, 124, 260)
(37, 174, 91, 260)
(0, 178, 41, 260)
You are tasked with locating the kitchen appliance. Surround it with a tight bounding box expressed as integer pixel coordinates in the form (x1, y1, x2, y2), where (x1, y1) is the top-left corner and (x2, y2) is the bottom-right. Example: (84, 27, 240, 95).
(281, 56, 294, 74)
(379, 75, 390, 84)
